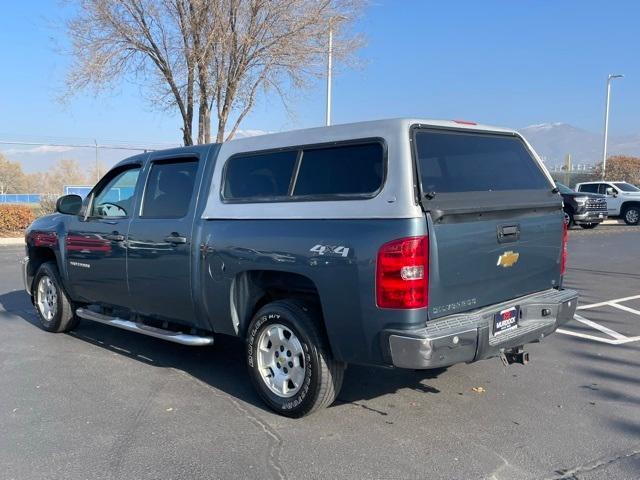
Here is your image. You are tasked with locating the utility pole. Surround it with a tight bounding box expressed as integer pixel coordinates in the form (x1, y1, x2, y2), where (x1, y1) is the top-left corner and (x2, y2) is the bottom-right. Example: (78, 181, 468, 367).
(325, 23, 333, 126)
(94, 139, 99, 182)
(325, 15, 346, 127)
(601, 74, 623, 180)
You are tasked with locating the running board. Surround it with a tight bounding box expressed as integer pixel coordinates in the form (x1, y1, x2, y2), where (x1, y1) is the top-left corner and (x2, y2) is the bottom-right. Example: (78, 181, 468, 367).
(75, 308, 214, 346)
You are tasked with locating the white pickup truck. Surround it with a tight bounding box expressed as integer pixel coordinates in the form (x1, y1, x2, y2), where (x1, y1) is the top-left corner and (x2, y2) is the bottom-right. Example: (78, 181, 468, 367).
(575, 181, 640, 225)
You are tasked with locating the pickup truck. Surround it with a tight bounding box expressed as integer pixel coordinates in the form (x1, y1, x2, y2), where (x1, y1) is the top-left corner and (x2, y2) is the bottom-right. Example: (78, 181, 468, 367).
(556, 182, 607, 229)
(22, 119, 578, 417)
(575, 181, 640, 225)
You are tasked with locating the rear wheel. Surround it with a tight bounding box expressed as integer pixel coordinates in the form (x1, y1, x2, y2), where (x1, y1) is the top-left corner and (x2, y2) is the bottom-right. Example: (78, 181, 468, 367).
(623, 206, 640, 225)
(580, 223, 598, 229)
(33, 262, 80, 333)
(246, 300, 344, 417)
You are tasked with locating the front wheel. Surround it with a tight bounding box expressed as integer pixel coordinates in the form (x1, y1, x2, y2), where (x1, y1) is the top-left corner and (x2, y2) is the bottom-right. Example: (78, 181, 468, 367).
(246, 300, 345, 418)
(580, 223, 598, 229)
(623, 206, 640, 225)
(33, 262, 80, 333)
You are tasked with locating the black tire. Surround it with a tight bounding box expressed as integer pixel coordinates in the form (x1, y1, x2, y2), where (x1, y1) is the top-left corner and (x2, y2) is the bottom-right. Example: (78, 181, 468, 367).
(565, 211, 575, 229)
(580, 223, 598, 229)
(622, 205, 640, 225)
(32, 262, 80, 333)
(246, 300, 345, 418)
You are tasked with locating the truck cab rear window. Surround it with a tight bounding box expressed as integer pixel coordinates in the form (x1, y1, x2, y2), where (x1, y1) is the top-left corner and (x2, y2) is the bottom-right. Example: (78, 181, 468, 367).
(415, 130, 550, 193)
(223, 141, 384, 201)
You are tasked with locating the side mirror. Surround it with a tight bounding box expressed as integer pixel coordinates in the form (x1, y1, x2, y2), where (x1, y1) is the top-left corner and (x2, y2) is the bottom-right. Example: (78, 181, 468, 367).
(56, 194, 83, 215)
(605, 187, 616, 197)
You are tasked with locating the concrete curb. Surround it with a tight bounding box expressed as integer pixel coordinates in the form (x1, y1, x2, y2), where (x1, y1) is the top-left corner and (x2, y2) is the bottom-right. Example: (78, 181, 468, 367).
(0, 238, 25, 246)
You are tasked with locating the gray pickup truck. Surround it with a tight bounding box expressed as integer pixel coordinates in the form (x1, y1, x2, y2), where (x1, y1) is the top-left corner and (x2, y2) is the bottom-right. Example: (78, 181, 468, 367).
(22, 118, 578, 417)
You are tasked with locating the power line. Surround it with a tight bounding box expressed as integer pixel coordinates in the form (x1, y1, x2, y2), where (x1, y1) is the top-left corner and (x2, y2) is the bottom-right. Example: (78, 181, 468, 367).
(0, 140, 155, 152)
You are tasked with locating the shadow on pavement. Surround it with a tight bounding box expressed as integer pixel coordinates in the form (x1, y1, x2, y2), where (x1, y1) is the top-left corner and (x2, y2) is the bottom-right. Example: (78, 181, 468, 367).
(0, 289, 446, 416)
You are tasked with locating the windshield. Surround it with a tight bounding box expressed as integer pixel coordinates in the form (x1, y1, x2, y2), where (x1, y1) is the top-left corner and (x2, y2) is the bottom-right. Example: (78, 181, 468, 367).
(556, 182, 574, 194)
(614, 182, 640, 192)
(414, 130, 551, 193)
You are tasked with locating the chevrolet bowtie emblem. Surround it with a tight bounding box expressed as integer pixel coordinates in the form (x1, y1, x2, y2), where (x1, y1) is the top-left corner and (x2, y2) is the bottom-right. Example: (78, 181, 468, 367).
(497, 251, 520, 268)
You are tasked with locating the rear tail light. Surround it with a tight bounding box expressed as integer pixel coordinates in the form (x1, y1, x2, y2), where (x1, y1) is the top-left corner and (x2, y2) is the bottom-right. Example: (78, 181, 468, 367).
(376, 236, 428, 309)
(560, 219, 569, 276)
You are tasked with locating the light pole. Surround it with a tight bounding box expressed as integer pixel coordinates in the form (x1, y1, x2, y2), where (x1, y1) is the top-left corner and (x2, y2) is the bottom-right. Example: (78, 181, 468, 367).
(601, 74, 623, 180)
(325, 16, 346, 126)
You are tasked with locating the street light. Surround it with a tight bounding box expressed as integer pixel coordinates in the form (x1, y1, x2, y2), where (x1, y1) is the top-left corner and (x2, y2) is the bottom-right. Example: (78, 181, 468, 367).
(601, 73, 623, 180)
(325, 15, 346, 126)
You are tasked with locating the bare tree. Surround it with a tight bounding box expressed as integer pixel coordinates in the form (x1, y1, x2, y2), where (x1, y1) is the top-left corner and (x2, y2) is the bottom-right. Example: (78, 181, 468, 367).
(66, 0, 363, 145)
(0, 155, 29, 195)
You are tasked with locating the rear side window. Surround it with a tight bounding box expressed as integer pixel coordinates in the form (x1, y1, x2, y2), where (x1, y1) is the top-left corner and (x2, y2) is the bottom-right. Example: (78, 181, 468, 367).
(223, 140, 385, 201)
(415, 130, 551, 193)
(141, 160, 198, 218)
(224, 151, 298, 200)
(293, 143, 383, 196)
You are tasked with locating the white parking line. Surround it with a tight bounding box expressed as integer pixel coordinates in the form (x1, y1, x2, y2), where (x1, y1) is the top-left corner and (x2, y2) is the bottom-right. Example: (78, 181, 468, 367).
(556, 294, 640, 345)
(577, 294, 640, 310)
(608, 302, 640, 316)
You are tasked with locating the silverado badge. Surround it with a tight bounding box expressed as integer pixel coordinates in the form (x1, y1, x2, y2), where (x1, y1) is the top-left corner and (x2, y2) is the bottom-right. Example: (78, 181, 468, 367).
(497, 250, 519, 268)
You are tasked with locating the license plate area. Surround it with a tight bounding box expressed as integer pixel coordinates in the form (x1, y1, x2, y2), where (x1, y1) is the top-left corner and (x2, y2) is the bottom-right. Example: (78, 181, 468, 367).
(493, 306, 519, 336)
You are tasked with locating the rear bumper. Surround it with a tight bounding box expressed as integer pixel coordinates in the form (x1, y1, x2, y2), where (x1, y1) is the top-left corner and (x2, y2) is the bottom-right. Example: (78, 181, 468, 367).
(385, 288, 578, 369)
(573, 210, 607, 224)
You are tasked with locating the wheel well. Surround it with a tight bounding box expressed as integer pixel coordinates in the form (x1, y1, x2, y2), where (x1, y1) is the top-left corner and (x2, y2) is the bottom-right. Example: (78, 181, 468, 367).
(27, 246, 56, 278)
(621, 201, 640, 212)
(231, 270, 324, 338)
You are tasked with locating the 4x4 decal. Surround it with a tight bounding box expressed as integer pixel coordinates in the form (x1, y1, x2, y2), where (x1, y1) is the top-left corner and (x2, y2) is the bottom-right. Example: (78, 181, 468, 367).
(309, 244, 350, 258)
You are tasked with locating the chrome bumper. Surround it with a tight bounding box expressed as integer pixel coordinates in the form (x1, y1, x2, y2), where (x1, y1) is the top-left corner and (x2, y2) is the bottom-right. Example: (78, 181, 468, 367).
(21, 256, 32, 295)
(386, 288, 578, 369)
(574, 211, 607, 223)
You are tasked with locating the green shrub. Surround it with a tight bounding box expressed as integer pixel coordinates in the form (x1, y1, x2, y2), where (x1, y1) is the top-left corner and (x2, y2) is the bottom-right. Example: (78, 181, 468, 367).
(0, 204, 35, 233)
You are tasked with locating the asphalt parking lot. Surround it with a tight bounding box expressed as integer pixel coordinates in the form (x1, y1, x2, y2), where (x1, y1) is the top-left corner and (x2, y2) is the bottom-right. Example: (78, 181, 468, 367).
(1, 225, 639, 480)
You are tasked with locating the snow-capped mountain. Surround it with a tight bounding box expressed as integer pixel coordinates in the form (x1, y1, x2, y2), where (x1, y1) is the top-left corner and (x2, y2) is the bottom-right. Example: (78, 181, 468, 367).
(518, 123, 640, 167)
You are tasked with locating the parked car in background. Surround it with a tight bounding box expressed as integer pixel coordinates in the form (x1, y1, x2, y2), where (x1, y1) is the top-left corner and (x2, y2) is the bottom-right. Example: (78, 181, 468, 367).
(575, 181, 640, 225)
(556, 182, 607, 229)
(21, 118, 578, 417)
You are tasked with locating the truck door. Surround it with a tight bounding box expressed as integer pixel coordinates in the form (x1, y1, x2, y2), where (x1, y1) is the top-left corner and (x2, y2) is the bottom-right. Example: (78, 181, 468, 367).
(66, 164, 143, 305)
(126, 154, 202, 324)
(598, 183, 621, 215)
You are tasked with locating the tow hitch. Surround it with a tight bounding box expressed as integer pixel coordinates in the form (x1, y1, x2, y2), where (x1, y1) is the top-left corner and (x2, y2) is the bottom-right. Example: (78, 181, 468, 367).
(500, 347, 530, 366)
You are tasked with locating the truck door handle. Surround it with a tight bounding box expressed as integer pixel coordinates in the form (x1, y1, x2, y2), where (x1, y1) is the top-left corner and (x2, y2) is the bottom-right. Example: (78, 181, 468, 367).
(164, 234, 187, 244)
(497, 224, 520, 243)
(105, 232, 125, 241)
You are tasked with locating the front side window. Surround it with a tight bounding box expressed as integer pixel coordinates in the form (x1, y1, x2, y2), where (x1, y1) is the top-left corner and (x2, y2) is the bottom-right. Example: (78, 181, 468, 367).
(141, 160, 199, 218)
(598, 184, 613, 195)
(222, 140, 385, 201)
(92, 167, 141, 218)
(415, 130, 551, 193)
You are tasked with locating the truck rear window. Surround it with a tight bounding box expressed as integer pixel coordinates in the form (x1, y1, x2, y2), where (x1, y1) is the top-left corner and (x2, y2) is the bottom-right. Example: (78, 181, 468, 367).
(414, 130, 551, 193)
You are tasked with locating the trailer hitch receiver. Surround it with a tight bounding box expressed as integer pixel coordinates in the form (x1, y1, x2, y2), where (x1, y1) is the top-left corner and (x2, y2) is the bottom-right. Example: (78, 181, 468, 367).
(500, 347, 530, 366)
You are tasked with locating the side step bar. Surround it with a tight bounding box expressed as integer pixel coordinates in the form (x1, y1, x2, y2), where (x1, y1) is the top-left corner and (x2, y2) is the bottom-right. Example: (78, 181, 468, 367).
(76, 308, 214, 346)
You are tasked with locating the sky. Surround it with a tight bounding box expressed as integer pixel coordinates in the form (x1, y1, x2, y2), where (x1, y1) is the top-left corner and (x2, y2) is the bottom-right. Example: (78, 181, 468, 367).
(1, 0, 639, 172)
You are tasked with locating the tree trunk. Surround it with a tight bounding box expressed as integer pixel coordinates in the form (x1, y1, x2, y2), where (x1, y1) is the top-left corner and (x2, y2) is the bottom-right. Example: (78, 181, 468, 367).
(182, 119, 193, 146)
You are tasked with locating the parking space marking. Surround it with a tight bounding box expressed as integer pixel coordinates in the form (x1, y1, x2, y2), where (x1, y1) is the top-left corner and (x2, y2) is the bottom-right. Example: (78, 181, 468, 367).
(608, 302, 640, 316)
(576, 294, 640, 310)
(557, 313, 640, 345)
